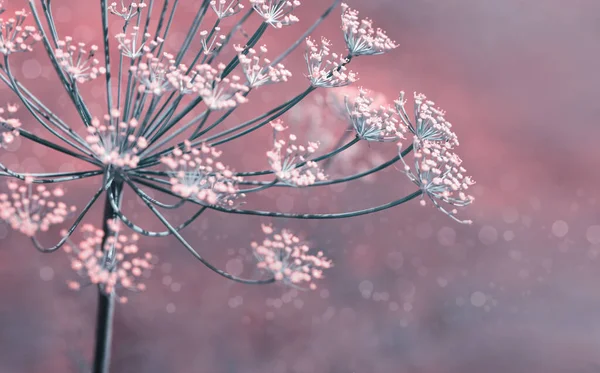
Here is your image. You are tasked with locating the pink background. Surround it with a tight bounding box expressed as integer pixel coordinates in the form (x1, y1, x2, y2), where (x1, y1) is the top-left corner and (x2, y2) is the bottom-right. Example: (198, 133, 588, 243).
(1, 0, 599, 372)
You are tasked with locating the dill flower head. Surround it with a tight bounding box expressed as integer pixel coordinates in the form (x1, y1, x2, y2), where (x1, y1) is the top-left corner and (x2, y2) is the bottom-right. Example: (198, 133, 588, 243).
(115, 27, 163, 59)
(250, 0, 301, 28)
(400, 140, 475, 224)
(0, 103, 21, 148)
(131, 52, 178, 96)
(346, 88, 405, 142)
(395, 91, 458, 147)
(193, 63, 249, 110)
(210, 0, 244, 19)
(267, 120, 326, 187)
(304, 37, 357, 88)
(0, 10, 42, 55)
(340, 3, 398, 57)
(253, 224, 332, 290)
(85, 109, 148, 169)
(199, 28, 226, 56)
(160, 141, 244, 207)
(63, 221, 154, 304)
(237, 45, 292, 88)
(55, 37, 106, 84)
(108, 1, 147, 22)
(0, 178, 76, 237)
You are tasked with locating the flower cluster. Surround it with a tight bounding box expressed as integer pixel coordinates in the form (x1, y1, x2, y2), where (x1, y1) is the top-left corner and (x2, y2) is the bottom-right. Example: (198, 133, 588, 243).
(55, 38, 106, 84)
(199, 28, 226, 55)
(131, 52, 176, 96)
(108, 1, 147, 22)
(161, 141, 244, 207)
(395, 92, 458, 147)
(346, 88, 404, 142)
(0, 103, 21, 148)
(85, 109, 148, 169)
(251, 0, 300, 28)
(63, 221, 154, 303)
(210, 0, 244, 19)
(253, 224, 332, 290)
(0, 10, 41, 55)
(194, 63, 249, 110)
(400, 140, 475, 224)
(304, 37, 357, 88)
(116, 27, 163, 59)
(0, 178, 76, 237)
(237, 45, 292, 88)
(267, 120, 326, 187)
(340, 3, 397, 57)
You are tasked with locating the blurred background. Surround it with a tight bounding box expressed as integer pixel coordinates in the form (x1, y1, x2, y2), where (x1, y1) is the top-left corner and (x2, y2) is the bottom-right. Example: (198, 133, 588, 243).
(1, 0, 600, 372)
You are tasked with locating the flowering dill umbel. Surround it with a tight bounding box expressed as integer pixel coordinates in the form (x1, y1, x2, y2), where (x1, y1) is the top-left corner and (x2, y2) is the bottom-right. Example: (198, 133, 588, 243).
(251, 0, 301, 28)
(0, 179, 76, 237)
(305, 37, 357, 88)
(346, 88, 404, 142)
(340, 3, 397, 57)
(0, 1, 476, 367)
(63, 221, 154, 304)
(267, 120, 326, 187)
(395, 91, 459, 147)
(0, 10, 41, 54)
(237, 45, 292, 88)
(160, 141, 243, 206)
(55, 38, 106, 84)
(399, 140, 475, 224)
(253, 224, 332, 290)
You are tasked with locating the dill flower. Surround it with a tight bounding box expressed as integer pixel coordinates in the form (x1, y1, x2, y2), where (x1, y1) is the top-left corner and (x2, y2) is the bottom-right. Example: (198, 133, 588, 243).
(395, 91, 458, 146)
(63, 221, 154, 304)
(237, 45, 292, 88)
(160, 141, 244, 207)
(0, 103, 21, 148)
(210, 0, 244, 19)
(346, 88, 404, 142)
(304, 37, 357, 88)
(55, 38, 106, 84)
(267, 120, 326, 187)
(115, 27, 163, 59)
(399, 140, 475, 224)
(194, 63, 249, 110)
(199, 28, 226, 55)
(250, 0, 301, 28)
(85, 109, 148, 169)
(0, 178, 76, 237)
(108, 1, 147, 22)
(253, 224, 332, 290)
(0, 10, 42, 55)
(131, 52, 177, 96)
(340, 3, 398, 57)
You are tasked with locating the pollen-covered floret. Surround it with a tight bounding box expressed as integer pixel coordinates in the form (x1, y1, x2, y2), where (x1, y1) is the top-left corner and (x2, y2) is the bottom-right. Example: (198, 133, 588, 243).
(253, 224, 332, 290)
(340, 3, 397, 57)
(161, 141, 244, 207)
(250, 0, 300, 28)
(399, 140, 475, 224)
(304, 37, 357, 88)
(266, 120, 326, 187)
(0, 178, 76, 237)
(63, 221, 154, 304)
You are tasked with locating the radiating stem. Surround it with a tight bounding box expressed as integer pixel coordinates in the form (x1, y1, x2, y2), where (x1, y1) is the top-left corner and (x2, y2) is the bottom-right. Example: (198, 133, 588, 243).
(92, 180, 123, 373)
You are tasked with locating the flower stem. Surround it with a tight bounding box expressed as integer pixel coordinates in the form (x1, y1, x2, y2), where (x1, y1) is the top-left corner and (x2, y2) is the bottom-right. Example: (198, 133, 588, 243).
(92, 180, 123, 373)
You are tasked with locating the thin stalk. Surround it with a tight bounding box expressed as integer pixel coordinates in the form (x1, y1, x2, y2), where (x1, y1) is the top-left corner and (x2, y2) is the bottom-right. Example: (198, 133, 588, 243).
(92, 180, 124, 373)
